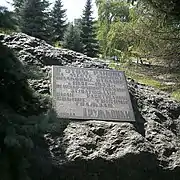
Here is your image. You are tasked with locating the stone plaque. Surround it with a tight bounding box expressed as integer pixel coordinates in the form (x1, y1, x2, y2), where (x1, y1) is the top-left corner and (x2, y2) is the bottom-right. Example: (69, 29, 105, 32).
(52, 66, 135, 122)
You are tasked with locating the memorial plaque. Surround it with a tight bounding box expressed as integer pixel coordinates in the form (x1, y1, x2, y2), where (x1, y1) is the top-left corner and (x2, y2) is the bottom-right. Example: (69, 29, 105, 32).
(52, 66, 135, 122)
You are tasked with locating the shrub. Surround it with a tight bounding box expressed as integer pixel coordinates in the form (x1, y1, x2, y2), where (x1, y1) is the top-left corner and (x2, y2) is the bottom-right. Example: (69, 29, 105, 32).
(0, 42, 55, 179)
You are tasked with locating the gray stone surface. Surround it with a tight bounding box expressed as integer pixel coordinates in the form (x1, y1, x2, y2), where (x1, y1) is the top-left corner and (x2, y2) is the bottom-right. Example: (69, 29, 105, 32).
(1, 33, 180, 180)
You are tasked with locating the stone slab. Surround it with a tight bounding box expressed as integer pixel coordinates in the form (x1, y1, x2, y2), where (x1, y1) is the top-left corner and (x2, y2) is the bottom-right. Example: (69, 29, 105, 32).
(52, 66, 135, 122)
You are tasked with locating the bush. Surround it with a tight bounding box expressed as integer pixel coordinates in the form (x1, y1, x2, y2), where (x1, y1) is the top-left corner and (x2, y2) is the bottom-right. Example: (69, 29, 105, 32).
(0, 109, 55, 180)
(0, 42, 54, 179)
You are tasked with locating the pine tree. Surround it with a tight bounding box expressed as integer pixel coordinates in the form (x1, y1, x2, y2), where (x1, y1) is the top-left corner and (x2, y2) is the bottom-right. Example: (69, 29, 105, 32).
(12, 0, 25, 21)
(0, 6, 16, 30)
(63, 23, 82, 52)
(20, 0, 50, 40)
(51, 0, 67, 43)
(73, 25, 83, 52)
(80, 0, 99, 57)
(0, 42, 55, 179)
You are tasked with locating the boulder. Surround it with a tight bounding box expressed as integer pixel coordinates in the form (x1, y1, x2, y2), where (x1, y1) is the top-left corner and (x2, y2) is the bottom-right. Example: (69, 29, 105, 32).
(1, 33, 180, 180)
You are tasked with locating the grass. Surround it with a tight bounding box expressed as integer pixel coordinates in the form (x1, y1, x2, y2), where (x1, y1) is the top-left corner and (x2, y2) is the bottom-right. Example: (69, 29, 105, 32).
(109, 62, 180, 101)
(54, 41, 62, 48)
(172, 90, 180, 101)
(0, 28, 17, 34)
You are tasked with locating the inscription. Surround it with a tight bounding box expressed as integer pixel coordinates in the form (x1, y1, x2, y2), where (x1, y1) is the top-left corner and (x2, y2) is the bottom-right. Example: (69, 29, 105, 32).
(52, 66, 135, 122)
(83, 108, 132, 120)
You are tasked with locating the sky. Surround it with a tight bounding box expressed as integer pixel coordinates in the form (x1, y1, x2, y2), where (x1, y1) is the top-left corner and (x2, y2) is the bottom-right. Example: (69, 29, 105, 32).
(1, 0, 98, 21)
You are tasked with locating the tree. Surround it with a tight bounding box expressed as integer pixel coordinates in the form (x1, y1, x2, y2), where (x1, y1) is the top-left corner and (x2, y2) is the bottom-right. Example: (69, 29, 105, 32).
(96, 0, 180, 67)
(80, 0, 99, 57)
(63, 23, 82, 52)
(96, 0, 131, 57)
(0, 6, 16, 31)
(12, 0, 25, 22)
(51, 0, 67, 43)
(144, 0, 180, 20)
(73, 25, 83, 52)
(20, 0, 50, 40)
(0, 40, 56, 180)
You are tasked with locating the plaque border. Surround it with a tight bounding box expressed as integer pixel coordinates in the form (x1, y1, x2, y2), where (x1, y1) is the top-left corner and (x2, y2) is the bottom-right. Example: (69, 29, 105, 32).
(51, 66, 135, 122)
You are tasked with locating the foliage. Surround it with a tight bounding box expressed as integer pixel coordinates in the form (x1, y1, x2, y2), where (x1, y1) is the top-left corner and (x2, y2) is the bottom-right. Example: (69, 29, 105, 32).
(0, 108, 53, 180)
(172, 90, 180, 101)
(9, 0, 180, 65)
(0, 6, 16, 31)
(80, 0, 99, 57)
(96, 0, 180, 67)
(19, 0, 50, 41)
(96, 0, 131, 57)
(12, 0, 25, 18)
(133, 2, 180, 67)
(0, 42, 55, 180)
(144, 0, 180, 20)
(63, 23, 83, 52)
(0, 42, 28, 111)
(50, 0, 67, 43)
(54, 41, 62, 48)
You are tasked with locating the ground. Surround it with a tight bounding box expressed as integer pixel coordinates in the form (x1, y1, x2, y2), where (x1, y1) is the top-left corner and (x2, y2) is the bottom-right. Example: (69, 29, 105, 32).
(109, 62, 180, 101)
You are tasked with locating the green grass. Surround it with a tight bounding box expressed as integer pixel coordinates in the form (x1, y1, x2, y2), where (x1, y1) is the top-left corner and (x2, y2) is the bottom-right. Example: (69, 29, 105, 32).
(54, 41, 62, 48)
(0, 28, 17, 34)
(109, 62, 180, 101)
(172, 90, 180, 101)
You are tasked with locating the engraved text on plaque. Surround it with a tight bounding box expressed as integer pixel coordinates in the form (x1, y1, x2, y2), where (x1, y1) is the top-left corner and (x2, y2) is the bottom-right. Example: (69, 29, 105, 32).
(52, 66, 135, 122)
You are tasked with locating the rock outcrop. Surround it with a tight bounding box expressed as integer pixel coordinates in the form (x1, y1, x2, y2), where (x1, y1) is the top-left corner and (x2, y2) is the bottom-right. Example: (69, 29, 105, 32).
(1, 33, 180, 180)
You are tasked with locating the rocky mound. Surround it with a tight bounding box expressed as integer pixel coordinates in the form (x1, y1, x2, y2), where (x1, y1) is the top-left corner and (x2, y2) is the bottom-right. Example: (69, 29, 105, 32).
(1, 33, 108, 68)
(1, 33, 180, 180)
